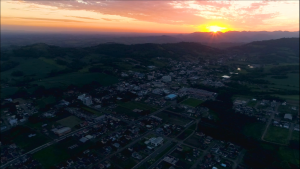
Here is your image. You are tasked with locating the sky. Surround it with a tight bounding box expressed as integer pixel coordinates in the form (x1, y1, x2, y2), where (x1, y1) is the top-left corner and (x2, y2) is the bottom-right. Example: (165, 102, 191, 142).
(1, 0, 299, 33)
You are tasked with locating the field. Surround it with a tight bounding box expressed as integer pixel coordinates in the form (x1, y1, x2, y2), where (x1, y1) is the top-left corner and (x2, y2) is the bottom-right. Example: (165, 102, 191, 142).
(114, 106, 141, 119)
(177, 129, 194, 140)
(278, 146, 300, 168)
(181, 98, 203, 107)
(242, 122, 265, 140)
(0, 87, 19, 99)
(156, 111, 192, 126)
(0, 126, 50, 152)
(264, 126, 289, 144)
(169, 145, 196, 168)
(265, 73, 299, 91)
(1, 58, 64, 81)
(30, 72, 118, 88)
(291, 131, 299, 141)
(56, 116, 82, 128)
(81, 107, 102, 116)
(272, 95, 299, 101)
(278, 105, 299, 116)
(33, 137, 93, 168)
(36, 96, 56, 108)
(119, 101, 158, 112)
(184, 134, 203, 147)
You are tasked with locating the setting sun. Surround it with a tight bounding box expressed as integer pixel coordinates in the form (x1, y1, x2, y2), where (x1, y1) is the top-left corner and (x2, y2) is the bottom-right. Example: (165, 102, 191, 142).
(208, 26, 226, 33)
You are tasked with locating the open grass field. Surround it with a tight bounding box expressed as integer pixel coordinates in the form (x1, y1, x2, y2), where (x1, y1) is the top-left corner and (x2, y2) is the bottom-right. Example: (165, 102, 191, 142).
(278, 105, 299, 116)
(177, 129, 194, 140)
(1, 58, 64, 81)
(0, 87, 19, 99)
(156, 111, 192, 126)
(184, 134, 202, 148)
(291, 131, 299, 141)
(81, 107, 102, 116)
(0, 126, 50, 152)
(57, 115, 82, 128)
(264, 126, 289, 144)
(33, 137, 93, 168)
(278, 146, 300, 168)
(181, 98, 204, 107)
(265, 73, 299, 91)
(119, 101, 158, 112)
(242, 122, 265, 140)
(272, 95, 299, 101)
(31, 72, 118, 88)
(114, 106, 141, 119)
(36, 96, 56, 108)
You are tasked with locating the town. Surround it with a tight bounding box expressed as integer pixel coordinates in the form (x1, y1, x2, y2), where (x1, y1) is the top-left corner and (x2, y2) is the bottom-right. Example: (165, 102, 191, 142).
(1, 54, 299, 169)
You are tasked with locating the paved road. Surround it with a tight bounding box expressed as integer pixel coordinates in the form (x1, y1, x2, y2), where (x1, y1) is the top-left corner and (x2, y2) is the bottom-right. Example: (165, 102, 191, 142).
(89, 102, 176, 168)
(0, 121, 99, 169)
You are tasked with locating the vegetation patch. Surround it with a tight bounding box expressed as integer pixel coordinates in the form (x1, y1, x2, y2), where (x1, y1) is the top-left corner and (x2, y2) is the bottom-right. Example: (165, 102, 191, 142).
(264, 126, 289, 144)
(31, 72, 118, 88)
(156, 111, 192, 126)
(56, 115, 82, 128)
(181, 98, 204, 107)
(242, 122, 265, 140)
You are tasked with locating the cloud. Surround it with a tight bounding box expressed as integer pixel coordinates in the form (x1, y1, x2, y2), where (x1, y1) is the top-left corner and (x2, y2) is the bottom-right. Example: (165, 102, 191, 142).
(4, 16, 86, 23)
(10, 0, 291, 28)
(66, 16, 99, 20)
(101, 18, 119, 21)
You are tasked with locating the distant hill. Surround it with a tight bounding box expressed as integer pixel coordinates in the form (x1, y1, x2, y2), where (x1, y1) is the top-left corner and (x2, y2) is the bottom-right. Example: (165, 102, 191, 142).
(1, 31, 298, 48)
(228, 38, 299, 63)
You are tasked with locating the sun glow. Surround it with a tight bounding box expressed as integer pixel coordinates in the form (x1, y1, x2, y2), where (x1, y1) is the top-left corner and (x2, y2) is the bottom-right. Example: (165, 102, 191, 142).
(208, 26, 226, 33)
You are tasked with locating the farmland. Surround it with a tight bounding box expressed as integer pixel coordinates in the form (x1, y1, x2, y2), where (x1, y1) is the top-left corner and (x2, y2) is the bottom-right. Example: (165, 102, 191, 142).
(156, 111, 192, 126)
(30, 72, 118, 88)
(56, 116, 82, 128)
(181, 98, 204, 107)
(264, 126, 289, 144)
(242, 122, 265, 140)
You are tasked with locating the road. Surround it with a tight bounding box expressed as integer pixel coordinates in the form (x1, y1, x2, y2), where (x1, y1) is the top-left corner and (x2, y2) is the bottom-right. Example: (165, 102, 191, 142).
(88, 102, 176, 168)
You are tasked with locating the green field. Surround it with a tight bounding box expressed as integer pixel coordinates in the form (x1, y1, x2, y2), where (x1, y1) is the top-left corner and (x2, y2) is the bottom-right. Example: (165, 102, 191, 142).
(114, 106, 141, 119)
(264, 126, 289, 144)
(81, 107, 103, 116)
(0, 87, 19, 99)
(243, 122, 265, 140)
(177, 129, 194, 140)
(36, 96, 56, 108)
(272, 95, 299, 101)
(57, 116, 82, 128)
(291, 131, 299, 141)
(265, 73, 299, 91)
(1, 58, 64, 81)
(181, 98, 203, 107)
(33, 137, 93, 168)
(157, 111, 192, 126)
(30, 72, 118, 88)
(1, 126, 50, 152)
(119, 101, 157, 112)
(278, 146, 300, 168)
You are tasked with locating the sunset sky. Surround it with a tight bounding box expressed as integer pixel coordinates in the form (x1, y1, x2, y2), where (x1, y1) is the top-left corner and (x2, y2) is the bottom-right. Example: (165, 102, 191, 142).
(1, 0, 299, 33)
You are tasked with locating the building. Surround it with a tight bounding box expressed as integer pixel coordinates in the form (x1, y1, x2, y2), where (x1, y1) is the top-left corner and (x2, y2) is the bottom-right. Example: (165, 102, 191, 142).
(284, 114, 293, 120)
(54, 127, 71, 136)
(294, 124, 299, 131)
(165, 94, 177, 100)
(163, 156, 178, 165)
(162, 75, 172, 82)
(78, 94, 93, 106)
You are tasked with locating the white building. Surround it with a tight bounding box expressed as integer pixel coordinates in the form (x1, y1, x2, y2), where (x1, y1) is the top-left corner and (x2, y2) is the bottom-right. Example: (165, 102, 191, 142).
(78, 94, 93, 106)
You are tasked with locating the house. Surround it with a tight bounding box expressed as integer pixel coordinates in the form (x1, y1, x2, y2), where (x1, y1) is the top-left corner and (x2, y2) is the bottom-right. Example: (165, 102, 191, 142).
(132, 152, 142, 160)
(163, 156, 178, 165)
(162, 75, 172, 82)
(283, 123, 289, 129)
(78, 94, 93, 106)
(284, 114, 293, 121)
(294, 124, 299, 131)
